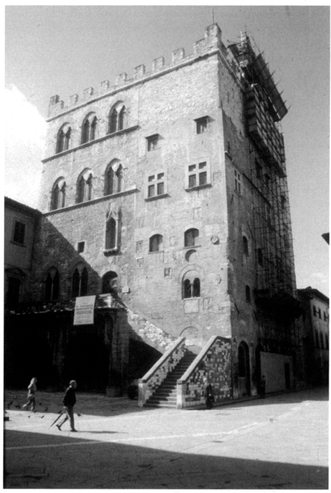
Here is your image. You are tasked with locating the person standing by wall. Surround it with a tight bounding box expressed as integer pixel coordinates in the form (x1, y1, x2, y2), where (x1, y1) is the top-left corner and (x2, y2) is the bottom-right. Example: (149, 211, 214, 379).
(56, 380, 77, 432)
(259, 375, 266, 398)
(204, 378, 214, 409)
(22, 377, 37, 411)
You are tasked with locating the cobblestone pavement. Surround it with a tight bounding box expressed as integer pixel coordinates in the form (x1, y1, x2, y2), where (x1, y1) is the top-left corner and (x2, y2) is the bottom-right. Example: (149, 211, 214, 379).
(3, 386, 328, 489)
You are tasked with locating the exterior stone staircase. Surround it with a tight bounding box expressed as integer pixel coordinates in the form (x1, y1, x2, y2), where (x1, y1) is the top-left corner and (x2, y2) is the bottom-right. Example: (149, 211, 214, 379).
(144, 351, 196, 408)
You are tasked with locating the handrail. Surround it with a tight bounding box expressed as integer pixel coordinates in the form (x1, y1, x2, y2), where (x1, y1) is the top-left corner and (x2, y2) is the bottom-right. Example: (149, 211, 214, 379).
(139, 336, 185, 384)
(178, 335, 230, 384)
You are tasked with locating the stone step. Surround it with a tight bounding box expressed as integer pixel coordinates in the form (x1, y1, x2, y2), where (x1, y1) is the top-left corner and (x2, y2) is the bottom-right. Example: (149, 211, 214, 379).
(144, 352, 198, 408)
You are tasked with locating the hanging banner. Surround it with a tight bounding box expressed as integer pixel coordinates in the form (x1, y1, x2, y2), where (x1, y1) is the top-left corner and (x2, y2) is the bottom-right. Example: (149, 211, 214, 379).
(73, 295, 96, 325)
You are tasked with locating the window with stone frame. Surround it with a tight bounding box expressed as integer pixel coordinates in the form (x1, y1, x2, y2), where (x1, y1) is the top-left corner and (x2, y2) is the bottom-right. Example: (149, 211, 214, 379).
(12, 220, 26, 245)
(56, 123, 71, 153)
(182, 271, 200, 299)
(51, 177, 66, 211)
(146, 134, 159, 151)
(81, 113, 98, 144)
(104, 161, 123, 196)
(109, 103, 126, 133)
(187, 161, 209, 189)
(149, 234, 163, 253)
(184, 228, 199, 247)
(72, 263, 88, 297)
(195, 116, 209, 134)
(147, 173, 165, 198)
(104, 208, 120, 253)
(76, 170, 93, 204)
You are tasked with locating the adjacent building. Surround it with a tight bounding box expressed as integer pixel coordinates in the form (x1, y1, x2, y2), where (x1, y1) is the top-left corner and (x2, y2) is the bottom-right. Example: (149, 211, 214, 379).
(298, 287, 329, 385)
(4, 197, 41, 309)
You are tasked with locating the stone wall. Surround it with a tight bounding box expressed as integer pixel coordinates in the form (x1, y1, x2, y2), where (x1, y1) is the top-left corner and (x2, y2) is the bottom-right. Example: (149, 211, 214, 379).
(34, 26, 235, 346)
(178, 336, 232, 408)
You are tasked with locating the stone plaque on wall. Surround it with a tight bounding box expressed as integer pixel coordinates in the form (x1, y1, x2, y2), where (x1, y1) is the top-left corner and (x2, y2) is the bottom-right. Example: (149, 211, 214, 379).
(184, 299, 199, 313)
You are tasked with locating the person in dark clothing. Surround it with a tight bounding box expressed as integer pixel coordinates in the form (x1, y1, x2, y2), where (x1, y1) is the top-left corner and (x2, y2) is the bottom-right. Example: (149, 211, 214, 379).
(56, 380, 77, 432)
(205, 380, 214, 409)
(259, 375, 266, 398)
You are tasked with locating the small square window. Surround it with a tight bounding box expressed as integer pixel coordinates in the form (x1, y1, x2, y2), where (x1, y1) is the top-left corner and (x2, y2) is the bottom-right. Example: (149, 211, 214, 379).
(196, 117, 208, 134)
(147, 135, 159, 151)
(77, 241, 85, 253)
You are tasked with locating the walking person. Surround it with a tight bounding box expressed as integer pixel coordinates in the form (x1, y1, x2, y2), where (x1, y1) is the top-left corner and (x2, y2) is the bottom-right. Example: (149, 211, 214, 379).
(22, 377, 37, 411)
(56, 380, 78, 432)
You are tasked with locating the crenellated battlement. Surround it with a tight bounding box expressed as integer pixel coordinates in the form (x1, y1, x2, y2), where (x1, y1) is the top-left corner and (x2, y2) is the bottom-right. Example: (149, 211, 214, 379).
(48, 23, 223, 119)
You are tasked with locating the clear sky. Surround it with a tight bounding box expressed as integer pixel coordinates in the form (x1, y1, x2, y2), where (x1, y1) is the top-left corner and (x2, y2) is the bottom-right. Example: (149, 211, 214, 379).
(4, 5, 330, 296)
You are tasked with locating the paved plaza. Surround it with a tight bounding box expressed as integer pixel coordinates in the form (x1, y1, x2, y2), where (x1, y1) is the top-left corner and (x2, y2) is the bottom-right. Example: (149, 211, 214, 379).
(3, 386, 328, 489)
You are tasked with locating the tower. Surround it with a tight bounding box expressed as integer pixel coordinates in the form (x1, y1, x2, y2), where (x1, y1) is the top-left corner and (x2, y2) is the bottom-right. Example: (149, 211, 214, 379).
(22, 24, 301, 397)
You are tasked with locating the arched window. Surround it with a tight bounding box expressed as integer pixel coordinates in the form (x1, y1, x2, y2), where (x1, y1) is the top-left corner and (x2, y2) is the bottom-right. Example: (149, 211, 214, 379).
(72, 263, 88, 297)
(182, 270, 200, 299)
(243, 236, 249, 256)
(183, 279, 191, 298)
(50, 178, 66, 211)
(76, 170, 93, 204)
(149, 234, 163, 252)
(45, 267, 59, 301)
(184, 228, 199, 247)
(56, 124, 71, 153)
(108, 103, 126, 134)
(104, 161, 123, 196)
(102, 271, 118, 294)
(193, 278, 200, 297)
(81, 113, 97, 144)
(104, 208, 120, 253)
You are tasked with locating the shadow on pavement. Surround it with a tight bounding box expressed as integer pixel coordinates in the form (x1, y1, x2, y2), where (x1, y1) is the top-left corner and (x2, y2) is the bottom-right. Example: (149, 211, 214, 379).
(4, 428, 328, 489)
(5, 386, 329, 420)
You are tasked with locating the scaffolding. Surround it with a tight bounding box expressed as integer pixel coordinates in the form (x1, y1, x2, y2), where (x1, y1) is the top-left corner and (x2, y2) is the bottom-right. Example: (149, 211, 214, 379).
(229, 34, 301, 349)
